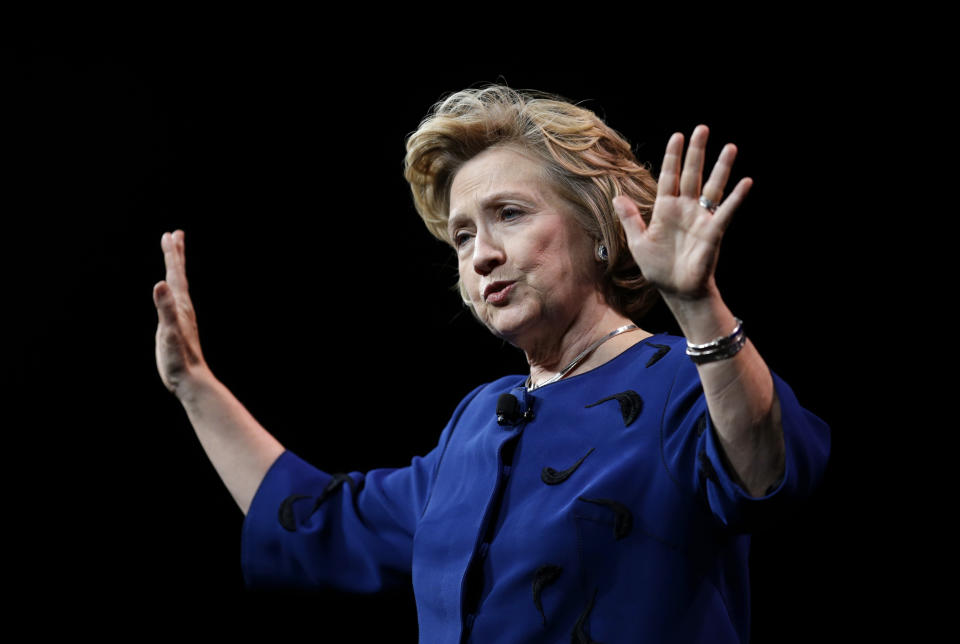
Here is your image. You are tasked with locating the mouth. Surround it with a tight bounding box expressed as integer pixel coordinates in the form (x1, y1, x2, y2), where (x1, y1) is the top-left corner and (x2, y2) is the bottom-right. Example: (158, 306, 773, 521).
(483, 280, 516, 304)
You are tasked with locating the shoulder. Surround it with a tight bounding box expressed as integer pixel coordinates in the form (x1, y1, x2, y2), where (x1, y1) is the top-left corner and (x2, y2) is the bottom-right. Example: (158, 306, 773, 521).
(459, 374, 528, 406)
(633, 333, 709, 401)
(638, 333, 689, 370)
(612, 332, 690, 372)
(589, 332, 696, 397)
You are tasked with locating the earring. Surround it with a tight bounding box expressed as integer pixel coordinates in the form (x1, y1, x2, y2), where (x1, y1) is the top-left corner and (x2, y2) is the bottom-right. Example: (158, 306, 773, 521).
(596, 242, 608, 262)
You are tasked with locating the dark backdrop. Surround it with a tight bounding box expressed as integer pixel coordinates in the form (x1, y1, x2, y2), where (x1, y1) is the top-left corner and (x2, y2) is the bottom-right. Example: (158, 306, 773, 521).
(9, 30, 891, 640)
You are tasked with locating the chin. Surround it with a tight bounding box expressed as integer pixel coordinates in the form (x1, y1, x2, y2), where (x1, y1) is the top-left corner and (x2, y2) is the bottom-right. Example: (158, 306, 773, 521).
(480, 309, 539, 346)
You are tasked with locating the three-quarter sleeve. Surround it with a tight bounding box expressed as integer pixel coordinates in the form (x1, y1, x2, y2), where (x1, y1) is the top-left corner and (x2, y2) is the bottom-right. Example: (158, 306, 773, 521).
(241, 385, 484, 592)
(661, 356, 831, 532)
(700, 371, 831, 529)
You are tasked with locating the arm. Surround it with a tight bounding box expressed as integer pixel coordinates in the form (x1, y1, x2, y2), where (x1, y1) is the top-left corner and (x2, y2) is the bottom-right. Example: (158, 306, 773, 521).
(241, 384, 484, 591)
(153, 230, 284, 514)
(660, 289, 783, 498)
(615, 126, 783, 497)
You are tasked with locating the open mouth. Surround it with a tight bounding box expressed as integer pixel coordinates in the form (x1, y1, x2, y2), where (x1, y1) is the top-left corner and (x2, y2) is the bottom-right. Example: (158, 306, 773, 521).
(484, 280, 516, 304)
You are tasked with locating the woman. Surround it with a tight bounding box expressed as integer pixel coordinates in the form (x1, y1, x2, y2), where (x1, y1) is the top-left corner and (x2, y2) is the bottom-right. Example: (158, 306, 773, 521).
(153, 85, 829, 642)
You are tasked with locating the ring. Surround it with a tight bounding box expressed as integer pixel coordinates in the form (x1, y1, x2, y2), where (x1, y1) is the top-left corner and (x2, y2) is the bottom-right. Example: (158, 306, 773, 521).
(698, 195, 719, 212)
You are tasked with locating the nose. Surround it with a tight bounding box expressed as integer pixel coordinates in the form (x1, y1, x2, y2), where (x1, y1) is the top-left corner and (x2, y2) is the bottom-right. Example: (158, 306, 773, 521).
(472, 228, 505, 276)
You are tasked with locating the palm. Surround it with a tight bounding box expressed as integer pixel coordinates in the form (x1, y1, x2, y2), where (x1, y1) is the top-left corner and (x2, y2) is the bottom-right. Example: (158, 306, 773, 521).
(153, 230, 208, 393)
(616, 126, 752, 300)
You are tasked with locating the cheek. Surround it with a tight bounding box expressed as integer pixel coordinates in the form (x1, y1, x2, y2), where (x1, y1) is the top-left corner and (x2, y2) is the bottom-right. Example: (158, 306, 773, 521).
(541, 245, 599, 304)
(522, 232, 562, 271)
(530, 237, 581, 286)
(458, 259, 477, 291)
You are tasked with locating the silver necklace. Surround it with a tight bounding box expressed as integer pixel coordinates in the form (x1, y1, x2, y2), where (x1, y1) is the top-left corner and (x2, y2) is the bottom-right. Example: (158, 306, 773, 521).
(525, 324, 639, 391)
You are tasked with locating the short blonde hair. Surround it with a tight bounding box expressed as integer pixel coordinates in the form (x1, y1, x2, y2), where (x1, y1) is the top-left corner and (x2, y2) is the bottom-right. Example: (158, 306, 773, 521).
(404, 84, 660, 322)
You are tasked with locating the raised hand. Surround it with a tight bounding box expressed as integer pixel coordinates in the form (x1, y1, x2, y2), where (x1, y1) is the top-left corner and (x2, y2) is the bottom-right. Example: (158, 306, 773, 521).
(614, 125, 752, 301)
(153, 230, 210, 394)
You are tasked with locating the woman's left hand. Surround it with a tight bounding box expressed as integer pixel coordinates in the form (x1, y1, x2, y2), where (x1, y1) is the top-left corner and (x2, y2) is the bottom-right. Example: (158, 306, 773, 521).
(615, 127, 783, 497)
(614, 125, 752, 301)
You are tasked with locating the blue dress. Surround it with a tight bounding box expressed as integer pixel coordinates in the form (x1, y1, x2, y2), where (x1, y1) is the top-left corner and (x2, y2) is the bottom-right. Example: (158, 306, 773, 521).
(241, 333, 830, 643)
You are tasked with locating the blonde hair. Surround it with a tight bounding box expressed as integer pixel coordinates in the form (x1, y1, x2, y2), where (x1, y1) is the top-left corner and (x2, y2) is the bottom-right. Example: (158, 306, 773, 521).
(404, 84, 660, 322)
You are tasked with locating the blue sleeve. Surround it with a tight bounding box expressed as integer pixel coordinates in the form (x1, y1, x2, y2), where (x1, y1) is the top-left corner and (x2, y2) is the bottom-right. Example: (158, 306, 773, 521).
(241, 385, 484, 591)
(662, 358, 831, 532)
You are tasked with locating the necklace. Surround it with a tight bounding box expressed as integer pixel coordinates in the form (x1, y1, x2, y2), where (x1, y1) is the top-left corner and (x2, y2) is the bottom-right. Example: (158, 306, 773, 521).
(525, 324, 639, 391)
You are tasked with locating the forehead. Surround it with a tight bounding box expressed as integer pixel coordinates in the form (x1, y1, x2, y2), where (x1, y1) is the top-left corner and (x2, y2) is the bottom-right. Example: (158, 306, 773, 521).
(449, 146, 550, 213)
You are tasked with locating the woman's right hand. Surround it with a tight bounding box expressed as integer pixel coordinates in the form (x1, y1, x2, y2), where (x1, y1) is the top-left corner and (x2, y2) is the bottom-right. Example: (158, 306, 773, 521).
(153, 230, 210, 396)
(152, 230, 284, 513)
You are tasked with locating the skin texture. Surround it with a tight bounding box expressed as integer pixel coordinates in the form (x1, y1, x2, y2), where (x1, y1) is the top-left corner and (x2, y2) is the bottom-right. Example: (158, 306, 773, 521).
(447, 146, 646, 385)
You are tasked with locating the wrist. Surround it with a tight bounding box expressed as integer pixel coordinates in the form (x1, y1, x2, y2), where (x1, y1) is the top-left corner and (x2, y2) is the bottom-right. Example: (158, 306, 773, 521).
(173, 364, 219, 407)
(660, 285, 737, 345)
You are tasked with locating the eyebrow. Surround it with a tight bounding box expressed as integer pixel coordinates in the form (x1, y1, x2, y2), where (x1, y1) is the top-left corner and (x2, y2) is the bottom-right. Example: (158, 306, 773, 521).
(448, 191, 538, 232)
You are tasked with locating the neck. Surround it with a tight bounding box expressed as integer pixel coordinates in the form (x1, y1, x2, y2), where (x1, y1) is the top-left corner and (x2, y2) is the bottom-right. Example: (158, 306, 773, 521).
(523, 305, 649, 389)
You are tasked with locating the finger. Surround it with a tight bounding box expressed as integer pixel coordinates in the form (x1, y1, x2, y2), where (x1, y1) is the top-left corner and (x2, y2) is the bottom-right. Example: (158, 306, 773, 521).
(175, 230, 190, 293)
(161, 232, 181, 291)
(657, 133, 684, 197)
(712, 177, 753, 233)
(153, 281, 179, 326)
(613, 195, 647, 240)
(701, 143, 738, 204)
(162, 231, 189, 294)
(679, 125, 709, 198)
(174, 229, 186, 272)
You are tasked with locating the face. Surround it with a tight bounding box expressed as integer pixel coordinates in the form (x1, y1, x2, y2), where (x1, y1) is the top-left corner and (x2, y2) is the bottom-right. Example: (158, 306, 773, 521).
(448, 146, 601, 347)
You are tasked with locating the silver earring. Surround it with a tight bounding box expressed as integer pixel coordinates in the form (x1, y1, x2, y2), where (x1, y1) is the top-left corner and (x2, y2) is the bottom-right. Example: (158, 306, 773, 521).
(596, 243, 608, 262)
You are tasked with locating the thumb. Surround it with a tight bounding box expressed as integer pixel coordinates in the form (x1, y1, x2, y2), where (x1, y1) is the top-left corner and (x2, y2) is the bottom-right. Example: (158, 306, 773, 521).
(613, 196, 646, 239)
(153, 281, 179, 325)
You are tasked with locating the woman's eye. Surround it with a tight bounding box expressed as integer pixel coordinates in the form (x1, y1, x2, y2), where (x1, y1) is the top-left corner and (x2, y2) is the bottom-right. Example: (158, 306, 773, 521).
(454, 231, 473, 248)
(501, 207, 522, 221)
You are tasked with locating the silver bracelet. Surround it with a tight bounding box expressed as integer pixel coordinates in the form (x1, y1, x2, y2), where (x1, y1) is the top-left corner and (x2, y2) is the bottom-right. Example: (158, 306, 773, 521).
(685, 318, 746, 364)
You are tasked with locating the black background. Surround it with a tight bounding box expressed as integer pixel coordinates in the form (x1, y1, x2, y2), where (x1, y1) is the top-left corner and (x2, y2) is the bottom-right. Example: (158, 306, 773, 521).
(8, 26, 904, 640)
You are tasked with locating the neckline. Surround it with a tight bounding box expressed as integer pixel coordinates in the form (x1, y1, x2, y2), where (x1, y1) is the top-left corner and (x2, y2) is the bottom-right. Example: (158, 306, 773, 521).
(525, 324, 640, 391)
(520, 332, 665, 393)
